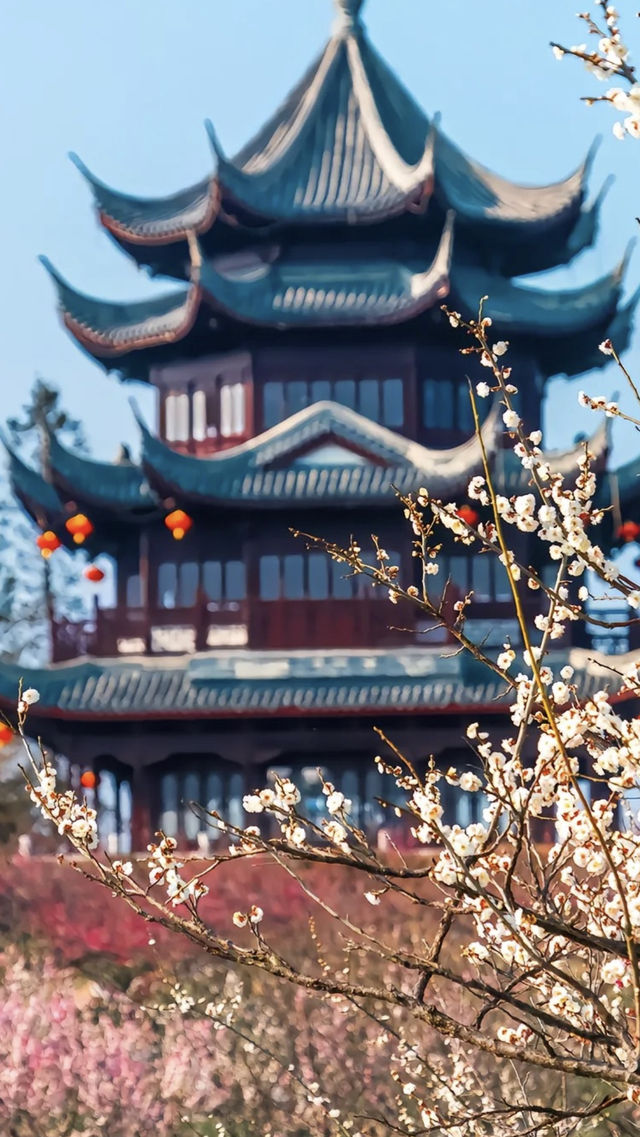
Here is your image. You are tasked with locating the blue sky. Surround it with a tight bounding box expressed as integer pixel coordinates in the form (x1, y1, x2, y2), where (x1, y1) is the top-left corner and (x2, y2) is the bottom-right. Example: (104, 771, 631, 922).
(1, 0, 639, 465)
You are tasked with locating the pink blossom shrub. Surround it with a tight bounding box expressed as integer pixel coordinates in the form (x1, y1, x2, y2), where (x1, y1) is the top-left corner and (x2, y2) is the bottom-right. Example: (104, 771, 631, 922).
(0, 950, 231, 1136)
(0, 942, 403, 1136)
(0, 854, 410, 963)
(0, 856, 416, 1134)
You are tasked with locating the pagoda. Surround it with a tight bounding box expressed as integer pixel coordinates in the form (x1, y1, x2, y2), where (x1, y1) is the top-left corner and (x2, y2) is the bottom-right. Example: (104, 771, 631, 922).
(0, 0, 634, 851)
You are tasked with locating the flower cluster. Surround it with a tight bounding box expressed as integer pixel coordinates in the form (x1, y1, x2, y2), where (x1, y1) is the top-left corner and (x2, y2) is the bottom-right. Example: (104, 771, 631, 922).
(240, 770, 361, 857)
(13, 687, 98, 852)
(28, 758, 99, 851)
(555, 7, 640, 139)
(147, 835, 209, 908)
(232, 905, 263, 928)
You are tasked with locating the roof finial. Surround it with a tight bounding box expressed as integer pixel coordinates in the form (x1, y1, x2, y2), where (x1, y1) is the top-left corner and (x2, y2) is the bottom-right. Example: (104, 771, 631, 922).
(333, 0, 366, 35)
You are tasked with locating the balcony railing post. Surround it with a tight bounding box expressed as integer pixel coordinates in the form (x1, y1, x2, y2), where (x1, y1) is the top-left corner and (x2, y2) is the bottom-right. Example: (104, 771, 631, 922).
(93, 595, 100, 655)
(629, 612, 640, 654)
(195, 589, 207, 652)
(51, 619, 59, 662)
(139, 530, 152, 654)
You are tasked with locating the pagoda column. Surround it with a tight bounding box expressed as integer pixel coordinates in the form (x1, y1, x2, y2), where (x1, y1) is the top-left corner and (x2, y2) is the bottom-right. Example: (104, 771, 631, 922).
(139, 529, 152, 653)
(130, 764, 154, 851)
(43, 558, 57, 661)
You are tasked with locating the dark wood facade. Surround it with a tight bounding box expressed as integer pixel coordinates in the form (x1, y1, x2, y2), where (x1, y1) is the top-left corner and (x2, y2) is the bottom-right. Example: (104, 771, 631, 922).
(153, 343, 540, 456)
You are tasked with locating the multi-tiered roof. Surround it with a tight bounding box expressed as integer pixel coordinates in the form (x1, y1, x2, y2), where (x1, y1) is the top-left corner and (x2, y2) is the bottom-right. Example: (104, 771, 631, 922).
(6, 405, 610, 541)
(35, 0, 631, 383)
(1, 0, 635, 734)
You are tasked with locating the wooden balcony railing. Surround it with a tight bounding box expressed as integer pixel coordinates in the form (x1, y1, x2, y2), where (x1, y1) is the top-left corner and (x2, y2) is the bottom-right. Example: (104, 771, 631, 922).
(51, 596, 604, 661)
(52, 596, 426, 659)
(577, 608, 640, 657)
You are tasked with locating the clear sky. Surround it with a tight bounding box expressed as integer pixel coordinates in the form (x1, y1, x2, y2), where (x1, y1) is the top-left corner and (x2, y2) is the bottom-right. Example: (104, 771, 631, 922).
(1, 0, 639, 465)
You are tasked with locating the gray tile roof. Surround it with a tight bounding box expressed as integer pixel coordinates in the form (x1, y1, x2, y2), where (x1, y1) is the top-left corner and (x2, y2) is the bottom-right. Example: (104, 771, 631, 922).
(46, 428, 155, 511)
(71, 7, 591, 250)
(0, 647, 625, 721)
(139, 399, 501, 505)
(0, 649, 503, 719)
(5, 402, 609, 521)
(42, 240, 630, 374)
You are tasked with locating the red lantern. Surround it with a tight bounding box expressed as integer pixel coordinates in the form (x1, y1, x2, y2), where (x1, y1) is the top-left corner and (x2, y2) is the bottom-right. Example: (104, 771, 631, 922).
(456, 504, 479, 527)
(617, 520, 640, 544)
(165, 509, 193, 541)
(80, 770, 96, 790)
(0, 722, 13, 749)
(35, 530, 62, 559)
(65, 513, 94, 545)
(83, 565, 105, 583)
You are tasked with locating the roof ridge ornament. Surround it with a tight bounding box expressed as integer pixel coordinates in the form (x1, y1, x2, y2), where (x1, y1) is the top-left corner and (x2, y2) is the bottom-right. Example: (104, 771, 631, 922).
(333, 0, 366, 36)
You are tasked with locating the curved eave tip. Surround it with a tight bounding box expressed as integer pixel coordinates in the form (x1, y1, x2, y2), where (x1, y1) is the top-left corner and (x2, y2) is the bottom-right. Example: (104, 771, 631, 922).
(593, 172, 615, 208)
(204, 119, 226, 164)
(596, 240, 637, 292)
(68, 151, 95, 182)
(619, 237, 637, 279)
(0, 427, 14, 459)
(423, 113, 441, 160)
(68, 152, 119, 207)
(585, 134, 603, 176)
(38, 254, 69, 294)
(623, 280, 640, 314)
(129, 397, 152, 436)
(0, 437, 44, 489)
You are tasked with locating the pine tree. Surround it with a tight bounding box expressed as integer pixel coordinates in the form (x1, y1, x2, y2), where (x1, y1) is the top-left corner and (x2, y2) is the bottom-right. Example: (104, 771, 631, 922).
(1, 380, 89, 664)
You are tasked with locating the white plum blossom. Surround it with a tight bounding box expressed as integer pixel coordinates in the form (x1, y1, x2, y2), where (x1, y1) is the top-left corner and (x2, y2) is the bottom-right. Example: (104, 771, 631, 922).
(468, 475, 489, 505)
(243, 794, 264, 814)
(18, 687, 41, 715)
(551, 682, 571, 706)
(326, 791, 351, 816)
(287, 824, 307, 848)
(278, 780, 302, 809)
(27, 758, 99, 852)
(601, 958, 628, 985)
(147, 836, 209, 907)
(323, 820, 349, 851)
(112, 860, 133, 877)
(503, 409, 521, 431)
(459, 772, 482, 792)
(497, 647, 516, 671)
